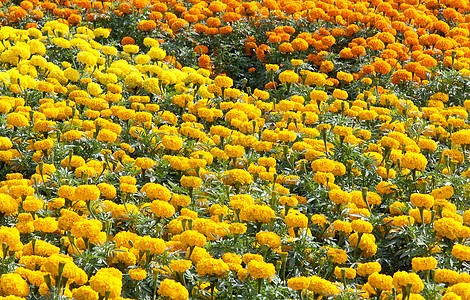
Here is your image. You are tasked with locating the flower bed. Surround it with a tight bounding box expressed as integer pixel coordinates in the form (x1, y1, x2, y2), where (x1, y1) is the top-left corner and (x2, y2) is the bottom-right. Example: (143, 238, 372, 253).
(0, 0, 469, 299)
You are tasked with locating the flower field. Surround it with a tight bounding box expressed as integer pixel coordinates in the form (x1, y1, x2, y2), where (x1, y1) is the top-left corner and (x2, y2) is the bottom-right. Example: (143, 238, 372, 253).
(2, 0, 470, 299)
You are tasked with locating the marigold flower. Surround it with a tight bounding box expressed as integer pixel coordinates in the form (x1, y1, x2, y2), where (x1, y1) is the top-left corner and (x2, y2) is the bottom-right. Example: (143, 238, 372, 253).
(74, 185, 100, 202)
(129, 268, 147, 281)
(287, 276, 310, 290)
(180, 230, 206, 248)
(71, 219, 102, 239)
(401, 152, 427, 171)
(351, 219, 373, 233)
(162, 135, 183, 151)
(411, 257, 437, 272)
(72, 286, 99, 300)
(392, 271, 424, 294)
(357, 262, 382, 277)
(0, 273, 30, 297)
(334, 267, 356, 280)
(410, 193, 434, 209)
(134, 236, 166, 255)
(368, 272, 393, 291)
(158, 279, 189, 300)
(141, 183, 172, 201)
(329, 189, 351, 205)
(197, 258, 229, 277)
(452, 244, 470, 261)
(150, 200, 175, 219)
(170, 259, 192, 273)
(256, 231, 281, 248)
(247, 260, 276, 279)
(279, 70, 299, 83)
(327, 248, 347, 264)
(89, 268, 122, 298)
(308, 275, 339, 296)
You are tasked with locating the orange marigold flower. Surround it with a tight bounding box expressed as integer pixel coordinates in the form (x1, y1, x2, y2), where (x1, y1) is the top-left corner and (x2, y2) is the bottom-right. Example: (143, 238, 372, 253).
(137, 20, 156, 31)
(121, 36, 135, 46)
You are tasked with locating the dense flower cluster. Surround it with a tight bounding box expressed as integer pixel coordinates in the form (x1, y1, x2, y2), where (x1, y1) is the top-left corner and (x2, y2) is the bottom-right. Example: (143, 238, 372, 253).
(0, 0, 470, 298)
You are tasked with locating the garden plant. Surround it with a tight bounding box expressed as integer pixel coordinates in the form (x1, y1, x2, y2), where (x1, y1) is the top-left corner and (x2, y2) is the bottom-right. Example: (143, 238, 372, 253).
(1, 0, 470, 299)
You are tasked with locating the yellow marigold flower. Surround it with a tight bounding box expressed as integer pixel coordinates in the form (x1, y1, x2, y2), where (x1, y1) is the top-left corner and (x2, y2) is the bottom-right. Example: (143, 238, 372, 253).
(23, 196, 43, 212)
(431, 185, 454, 199)
(334, 267, 356, 280)
(265, 64, 279, 72)
(451, 129, 470, 145)
(310, 90, 328, 102)
(349, 232, 377, 257)
(279, 70, 299, 83)
(229, 223, 247, 235)
(96, 129, 117, 143)
(327, 248, 347, 264)
(0, 137, 13, 150)
(329, 189, 351, 205)
(446, 283, 470, 299)
(129, 268, 147, 281)
(410, 193, 434, 209)
(240, 204, 275, 224)
(312, 171, 335, 186)
(197, 258, 229, 277)
(433, 217, 461, 240)
(336, 71, 354, 83)
(141, 183, 171, 201)
(33, 217, 58, 233)
(376, 181, 397, 195)
(320, 60, 334, 73)
(287, 276, 310, 290)
(150, 200, 175, 219)
(401, 152, 427, 171)
(435, 269, 458, 286)
(311, 158, 336, 173)
(242, 253, 264, 265)
(89, 268, 122, 299)
(305, 71, 326, 86)
(224, 144, 245, 158)
(351, 219, 373, 233)
(71, 219, 102, 239)
(279, 196, 298, 207)
(74, 185, 100, 202)
(357, 262, 382, 277)
(170, 259, 192, 273)
(162, 135, 183, 151)
(97, 183, 116, 199)
(256, 231, 281, 249)
(311, 214, 327, 227)
(7, 112, 29, 127)
(158, 279, 189, 300)
(332, 220, 352, 235)
(77, 51, 97, 66)
(58, 209, 82, 231)
(368, 272, 393, 291)
(308, 275, 339, 296)
(72, 286, 99, 300)
(180, 230, 206, 247)
(222, 169, 253, 186)
(0, 273, 30, 297)
(247, 260, 276, 279)
(452, 244, 470, 261)
(134, 236, 166, 255)
(214, 75, 233, 88)
(392, 271, 424, 294)
(9, 185, 34, 199)
(285, 210, 308, 228)
(180, 175, 202, 188)
(411, 257, 437, 272)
